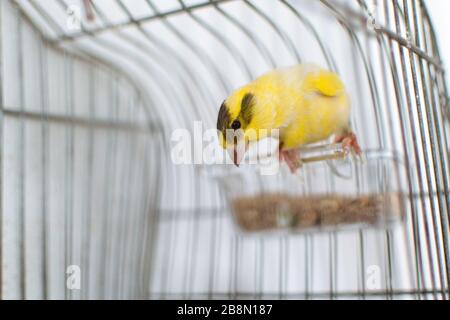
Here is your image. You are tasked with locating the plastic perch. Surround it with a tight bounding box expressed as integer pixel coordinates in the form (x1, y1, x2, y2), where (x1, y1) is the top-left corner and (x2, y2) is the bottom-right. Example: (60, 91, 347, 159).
(246, 142, 348, 165)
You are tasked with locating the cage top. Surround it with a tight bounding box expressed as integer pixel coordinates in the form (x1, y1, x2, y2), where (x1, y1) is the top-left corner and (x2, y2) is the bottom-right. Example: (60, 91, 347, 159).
(12, 0, 447, 135)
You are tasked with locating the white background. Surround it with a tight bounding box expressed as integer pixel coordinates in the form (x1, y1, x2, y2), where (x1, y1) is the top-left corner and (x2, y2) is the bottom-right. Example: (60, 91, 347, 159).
(428, 0, 450, 84)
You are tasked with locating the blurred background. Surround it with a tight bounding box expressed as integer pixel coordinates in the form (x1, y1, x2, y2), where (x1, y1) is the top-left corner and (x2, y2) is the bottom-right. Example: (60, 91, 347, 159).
(428, 1, 450, 84)
(0, 0, 449, 300)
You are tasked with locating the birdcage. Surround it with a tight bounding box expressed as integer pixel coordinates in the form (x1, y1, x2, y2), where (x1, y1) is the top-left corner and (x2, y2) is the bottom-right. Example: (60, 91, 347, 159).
(0, 0, 449, 300)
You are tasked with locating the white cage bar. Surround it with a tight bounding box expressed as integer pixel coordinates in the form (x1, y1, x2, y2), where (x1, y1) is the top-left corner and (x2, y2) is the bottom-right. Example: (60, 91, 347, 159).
(0, 0, 449, 300)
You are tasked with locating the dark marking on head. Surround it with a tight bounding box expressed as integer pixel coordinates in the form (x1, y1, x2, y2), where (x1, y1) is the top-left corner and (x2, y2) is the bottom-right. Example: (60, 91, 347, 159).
(217, 93, 255, 146)
(217, 101, 231, 134)
(240, 93, 255, 125)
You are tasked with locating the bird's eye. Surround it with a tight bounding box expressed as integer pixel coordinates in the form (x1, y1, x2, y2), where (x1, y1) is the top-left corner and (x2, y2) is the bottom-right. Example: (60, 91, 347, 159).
(231, 120, 241, 130)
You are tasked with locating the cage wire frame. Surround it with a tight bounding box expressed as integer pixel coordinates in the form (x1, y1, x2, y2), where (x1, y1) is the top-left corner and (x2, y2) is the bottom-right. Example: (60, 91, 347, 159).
(0, 0, 449, 300)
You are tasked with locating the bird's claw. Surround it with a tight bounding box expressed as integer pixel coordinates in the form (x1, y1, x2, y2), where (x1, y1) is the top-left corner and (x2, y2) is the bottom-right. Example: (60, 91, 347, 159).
(279, 149, 303, 174)
(343, 149, 365, 165)
(335, 132, 363, 159)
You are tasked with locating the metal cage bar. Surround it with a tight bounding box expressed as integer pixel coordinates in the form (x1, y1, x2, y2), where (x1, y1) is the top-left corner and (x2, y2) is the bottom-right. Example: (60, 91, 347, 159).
(1, 0, 449, 300)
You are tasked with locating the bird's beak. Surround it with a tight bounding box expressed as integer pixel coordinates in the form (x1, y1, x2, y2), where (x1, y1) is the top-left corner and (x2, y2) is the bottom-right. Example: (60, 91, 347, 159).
(227, 141, 249, 167)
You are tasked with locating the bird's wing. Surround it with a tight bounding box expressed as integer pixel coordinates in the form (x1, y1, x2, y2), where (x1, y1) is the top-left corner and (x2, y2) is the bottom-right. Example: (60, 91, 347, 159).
(308, 71, 345, 97)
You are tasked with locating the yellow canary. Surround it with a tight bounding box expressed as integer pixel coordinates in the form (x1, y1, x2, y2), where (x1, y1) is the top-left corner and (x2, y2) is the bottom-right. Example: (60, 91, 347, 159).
(217, 64, 362, 172)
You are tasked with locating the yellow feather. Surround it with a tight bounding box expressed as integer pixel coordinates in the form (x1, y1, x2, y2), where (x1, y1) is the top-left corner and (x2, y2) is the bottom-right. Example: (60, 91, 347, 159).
(222, 64, 351, 150)
(306, 71, 345, 97)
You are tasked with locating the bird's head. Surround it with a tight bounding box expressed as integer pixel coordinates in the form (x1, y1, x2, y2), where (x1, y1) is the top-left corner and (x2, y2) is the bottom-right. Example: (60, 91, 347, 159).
(217, 89, 259, 167)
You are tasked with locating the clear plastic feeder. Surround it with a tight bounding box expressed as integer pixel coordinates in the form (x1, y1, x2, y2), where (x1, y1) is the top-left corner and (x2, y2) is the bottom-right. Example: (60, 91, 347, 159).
(209, 143, 406, 234)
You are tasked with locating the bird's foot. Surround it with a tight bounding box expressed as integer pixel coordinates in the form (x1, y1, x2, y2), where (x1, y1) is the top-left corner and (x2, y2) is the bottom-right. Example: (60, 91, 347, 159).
(83, 0, 95, 21)
(279, 148, 303, 174)
(334, 132, 363, 157)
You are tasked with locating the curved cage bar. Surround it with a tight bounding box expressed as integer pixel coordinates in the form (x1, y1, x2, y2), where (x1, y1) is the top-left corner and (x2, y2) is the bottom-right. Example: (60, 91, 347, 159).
(0, 0, 449, 300)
